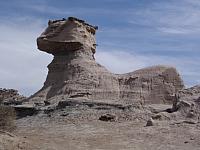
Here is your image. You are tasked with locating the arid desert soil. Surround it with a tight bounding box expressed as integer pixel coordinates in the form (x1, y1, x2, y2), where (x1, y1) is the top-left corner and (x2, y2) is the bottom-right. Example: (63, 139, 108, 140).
(15, 117, 200, 150)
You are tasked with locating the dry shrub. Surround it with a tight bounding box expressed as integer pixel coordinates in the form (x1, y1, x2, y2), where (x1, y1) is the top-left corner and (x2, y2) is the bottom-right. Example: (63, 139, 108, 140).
(0, 106, 16, 131)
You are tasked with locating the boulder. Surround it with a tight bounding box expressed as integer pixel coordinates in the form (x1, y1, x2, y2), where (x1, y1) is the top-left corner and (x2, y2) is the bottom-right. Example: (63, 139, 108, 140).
(14, 104, 38, 118)
(99, 114, 116, 122)
(146, 118, 154, 126)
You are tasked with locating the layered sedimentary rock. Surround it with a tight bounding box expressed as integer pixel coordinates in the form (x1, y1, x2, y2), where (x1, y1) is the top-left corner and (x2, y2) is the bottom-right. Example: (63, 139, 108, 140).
(118, 66, 183, 104)
(31, 17, 184, 105)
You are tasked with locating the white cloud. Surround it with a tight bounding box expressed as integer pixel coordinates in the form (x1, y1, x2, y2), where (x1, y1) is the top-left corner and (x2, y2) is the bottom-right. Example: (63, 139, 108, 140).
(0, 17, 52, 96)
(158, 27, 191, 34)
(128, 1, 200, 35)
(96, 50, 146, 73)
(21, 2, 118, 16)
(26, 5, 73, 16)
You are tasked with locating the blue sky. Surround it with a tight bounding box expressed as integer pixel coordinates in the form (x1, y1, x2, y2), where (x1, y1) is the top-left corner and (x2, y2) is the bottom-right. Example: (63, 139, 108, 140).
(0, 0, 199, 96)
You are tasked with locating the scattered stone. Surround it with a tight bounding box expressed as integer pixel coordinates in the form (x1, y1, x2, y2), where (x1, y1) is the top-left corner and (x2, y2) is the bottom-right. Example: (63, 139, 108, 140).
(187, 110, 195, 118)
(190, 137, 195, 140)
(152, 114, 162, 120)
(146, 118, 154, 126)
(60, 112, 69, 117)
(44, 100, 50, 106)
(99, 114, 116, 122)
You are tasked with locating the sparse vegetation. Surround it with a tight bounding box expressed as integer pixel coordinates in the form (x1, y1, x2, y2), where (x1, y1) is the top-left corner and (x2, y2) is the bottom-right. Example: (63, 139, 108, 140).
(0, 105, 16, 131)
(0, 88, 18, 131)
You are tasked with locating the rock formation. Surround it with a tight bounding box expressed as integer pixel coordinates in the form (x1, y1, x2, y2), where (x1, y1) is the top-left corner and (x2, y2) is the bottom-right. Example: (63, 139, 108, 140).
(30, 17, 184, 105)
(0, 88, 25, 105)
(171, 85, 200, 121)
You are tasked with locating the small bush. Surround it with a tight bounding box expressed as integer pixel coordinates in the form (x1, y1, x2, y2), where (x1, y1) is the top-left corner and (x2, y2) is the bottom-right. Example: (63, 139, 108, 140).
(0, 106, 16, 131)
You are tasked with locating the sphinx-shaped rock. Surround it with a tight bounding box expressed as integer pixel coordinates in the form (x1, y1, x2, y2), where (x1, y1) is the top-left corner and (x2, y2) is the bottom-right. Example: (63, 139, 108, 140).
(30, 17, 184, 105)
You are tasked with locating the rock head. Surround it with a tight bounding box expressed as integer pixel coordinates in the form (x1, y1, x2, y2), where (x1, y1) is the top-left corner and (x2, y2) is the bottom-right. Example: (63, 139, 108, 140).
(37, 17, 98, 55)
(30, 17, 184, 105)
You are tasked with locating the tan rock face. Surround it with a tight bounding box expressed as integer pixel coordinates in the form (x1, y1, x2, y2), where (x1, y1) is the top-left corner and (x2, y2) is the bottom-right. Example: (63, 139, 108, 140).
(118, 66, 184, 104)
(34, 49, 120, 103)
(32, 17, 184, 105)
(37, 17, 97, 55)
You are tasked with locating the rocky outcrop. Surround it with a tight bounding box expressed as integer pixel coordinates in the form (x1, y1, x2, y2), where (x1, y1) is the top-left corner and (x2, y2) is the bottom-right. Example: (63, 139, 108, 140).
(171, 85, 200, 121)
(14, 104, 38, 118)
(178, 85, 200, 99)
(0, 88, 26, 105)
(30, 17, 184, 105)
(118, 66, 183, 104)
(99, 114, 116, 122)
